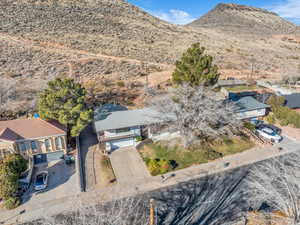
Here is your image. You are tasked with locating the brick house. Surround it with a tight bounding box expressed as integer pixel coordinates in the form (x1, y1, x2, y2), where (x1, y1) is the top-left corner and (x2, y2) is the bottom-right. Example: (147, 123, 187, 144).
(0, 118, 67, 160)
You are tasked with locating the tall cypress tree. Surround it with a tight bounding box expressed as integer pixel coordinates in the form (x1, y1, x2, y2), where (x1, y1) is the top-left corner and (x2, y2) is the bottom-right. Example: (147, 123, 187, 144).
(38, 78, 92, 137)
(172, 43, 220, 87)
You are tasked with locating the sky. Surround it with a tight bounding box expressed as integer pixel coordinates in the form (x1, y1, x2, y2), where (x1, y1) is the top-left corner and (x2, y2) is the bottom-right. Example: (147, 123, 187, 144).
(127, 0, 300, 25)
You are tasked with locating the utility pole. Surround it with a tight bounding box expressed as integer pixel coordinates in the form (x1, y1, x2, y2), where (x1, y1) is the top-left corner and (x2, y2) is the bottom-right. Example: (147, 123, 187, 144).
(149, 199, 155, 225)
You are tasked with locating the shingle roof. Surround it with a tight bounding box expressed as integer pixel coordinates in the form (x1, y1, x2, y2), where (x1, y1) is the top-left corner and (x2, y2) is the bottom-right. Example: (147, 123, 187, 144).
(234, 96, 270, 113)
(94, 107, 164, 132)
(283, 93, 300, 109)
(0, 118, 66, 142)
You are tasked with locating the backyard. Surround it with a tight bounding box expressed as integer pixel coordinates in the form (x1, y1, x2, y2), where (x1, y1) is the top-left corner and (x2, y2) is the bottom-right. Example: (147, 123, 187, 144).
(139, 137, 255, 175)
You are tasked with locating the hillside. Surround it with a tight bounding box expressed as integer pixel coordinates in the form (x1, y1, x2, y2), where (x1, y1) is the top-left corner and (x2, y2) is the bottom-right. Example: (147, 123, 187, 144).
(188, 3, 299, 35)
(1, 1, 300, 112)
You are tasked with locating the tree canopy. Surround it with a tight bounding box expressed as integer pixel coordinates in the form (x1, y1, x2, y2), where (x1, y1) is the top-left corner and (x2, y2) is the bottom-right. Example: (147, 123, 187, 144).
(38, 78, 92, 137)
(172, 43, 220, 87)
(151, 84, 241, 147)
(0, 154, 27, 200)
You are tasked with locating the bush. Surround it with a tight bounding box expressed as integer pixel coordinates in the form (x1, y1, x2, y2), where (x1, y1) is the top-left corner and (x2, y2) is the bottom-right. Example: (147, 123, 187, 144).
(4, 197, 20, 210)
(135, 136, 143, 142)
(0, 154, 28, 200)
(244, 122, 255, 131)
(265, 114, 276, 124)
(147, 158, 173, 176)
(267, 96, 285, 109)
(116, 81, 125, 87)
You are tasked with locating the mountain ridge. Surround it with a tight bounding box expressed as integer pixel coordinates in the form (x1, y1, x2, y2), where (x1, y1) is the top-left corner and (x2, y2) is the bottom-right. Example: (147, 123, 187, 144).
(1, 1, 300, 112)
(188, 3, 299, 35)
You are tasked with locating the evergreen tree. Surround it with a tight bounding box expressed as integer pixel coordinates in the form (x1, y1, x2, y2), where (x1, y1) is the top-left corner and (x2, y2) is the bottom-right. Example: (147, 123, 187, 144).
(38, 78, 92, 137)
(0, 154, 27, 200)
(172, 43, 220, 86)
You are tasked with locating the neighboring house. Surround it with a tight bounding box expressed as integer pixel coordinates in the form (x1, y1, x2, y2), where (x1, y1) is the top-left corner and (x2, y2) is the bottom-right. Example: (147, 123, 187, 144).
(283, 93, 300, 112)
(234, 96, 270, 120)
(93, 104, 166, 152)
(0, 118, 67, 160)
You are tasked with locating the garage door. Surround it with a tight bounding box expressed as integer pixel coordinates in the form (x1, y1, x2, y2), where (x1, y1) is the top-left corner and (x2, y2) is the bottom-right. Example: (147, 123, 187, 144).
(110, 138, 135, 150)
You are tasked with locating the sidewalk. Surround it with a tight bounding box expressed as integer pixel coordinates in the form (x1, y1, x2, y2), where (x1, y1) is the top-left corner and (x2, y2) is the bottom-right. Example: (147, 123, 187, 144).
(1, 137, 299, 224)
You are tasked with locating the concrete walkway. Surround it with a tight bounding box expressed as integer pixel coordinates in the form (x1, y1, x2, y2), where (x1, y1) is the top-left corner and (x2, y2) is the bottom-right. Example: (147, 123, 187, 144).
(1, 137, 299, 224)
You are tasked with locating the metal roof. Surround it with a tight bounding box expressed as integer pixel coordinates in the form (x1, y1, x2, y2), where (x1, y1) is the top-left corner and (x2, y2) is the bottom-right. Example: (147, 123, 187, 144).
(94, 107, 164, 132)
(217, 79, 247, 87)
(283, 93, 300, 109)
(234, 96, 270, 113)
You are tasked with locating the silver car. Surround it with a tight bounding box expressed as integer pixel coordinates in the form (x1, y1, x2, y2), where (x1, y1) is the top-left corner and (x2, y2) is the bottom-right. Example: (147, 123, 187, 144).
(34, 171, 48, 191)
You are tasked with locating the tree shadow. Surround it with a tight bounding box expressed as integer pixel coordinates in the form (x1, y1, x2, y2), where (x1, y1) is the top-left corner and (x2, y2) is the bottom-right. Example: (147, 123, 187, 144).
(150, 166, 251, 225)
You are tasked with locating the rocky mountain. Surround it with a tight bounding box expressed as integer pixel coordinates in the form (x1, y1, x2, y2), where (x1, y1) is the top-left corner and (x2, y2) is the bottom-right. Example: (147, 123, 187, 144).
(188, 3, 299, 35)
(1, 1, 300, 112)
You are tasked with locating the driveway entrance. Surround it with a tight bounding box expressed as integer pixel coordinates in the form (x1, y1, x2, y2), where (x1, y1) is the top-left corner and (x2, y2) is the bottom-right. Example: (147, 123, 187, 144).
(109, 147, 151, 185)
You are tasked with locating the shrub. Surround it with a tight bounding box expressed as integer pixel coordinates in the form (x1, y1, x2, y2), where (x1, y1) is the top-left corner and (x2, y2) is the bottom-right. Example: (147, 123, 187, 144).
(147, 158, 173, 176)
(244, 122, 255, 131)
(0, 154, 28, 200)
(267, 96, 285, 109)
(265, 114, 276, 124)
(4, 197, 20, 210)
(135, 136, 143, 142)
(116, 81, 125, 87)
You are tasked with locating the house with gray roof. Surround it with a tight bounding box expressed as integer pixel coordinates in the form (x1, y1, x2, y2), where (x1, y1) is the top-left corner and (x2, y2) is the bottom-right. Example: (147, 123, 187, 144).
(93, 104, 167, 152)
(283, 93, 300, 111)
(234, 96, 270, 120)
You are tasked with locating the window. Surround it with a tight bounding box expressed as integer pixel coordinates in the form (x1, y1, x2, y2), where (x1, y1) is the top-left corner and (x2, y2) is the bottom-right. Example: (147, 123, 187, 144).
(116, 128, 131, 133)
(31, 141, 37, 150)
(45, 139, 51, 152)
(55, 137, 64, 150)
(19, 142, 27, 151)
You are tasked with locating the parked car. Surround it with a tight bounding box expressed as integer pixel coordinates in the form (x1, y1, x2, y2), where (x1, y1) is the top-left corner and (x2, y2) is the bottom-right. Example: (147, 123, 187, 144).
(255, 127, 283, 143)
(34, 171, 48, 191)
(257, 124, 282, 134)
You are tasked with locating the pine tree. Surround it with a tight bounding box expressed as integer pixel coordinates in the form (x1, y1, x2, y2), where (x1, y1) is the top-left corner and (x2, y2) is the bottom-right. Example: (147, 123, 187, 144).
(172, 43, 220, 86)
(38, 78, 92, 137)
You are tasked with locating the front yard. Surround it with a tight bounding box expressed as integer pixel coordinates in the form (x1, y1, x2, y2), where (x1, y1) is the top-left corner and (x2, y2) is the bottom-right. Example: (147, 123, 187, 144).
(139, 137, 255, 176)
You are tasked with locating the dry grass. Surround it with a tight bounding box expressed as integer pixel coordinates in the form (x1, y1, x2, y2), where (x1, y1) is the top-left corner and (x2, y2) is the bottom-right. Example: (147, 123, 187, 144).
(99, 155, 116, 187)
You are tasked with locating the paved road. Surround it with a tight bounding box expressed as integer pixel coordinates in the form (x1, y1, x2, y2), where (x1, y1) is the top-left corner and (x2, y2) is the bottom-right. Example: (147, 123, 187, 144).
(109, 147, 151, 185)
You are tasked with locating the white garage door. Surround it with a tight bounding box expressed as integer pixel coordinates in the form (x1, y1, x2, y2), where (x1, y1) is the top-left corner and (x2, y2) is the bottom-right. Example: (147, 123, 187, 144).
(110, 138, 135, 150)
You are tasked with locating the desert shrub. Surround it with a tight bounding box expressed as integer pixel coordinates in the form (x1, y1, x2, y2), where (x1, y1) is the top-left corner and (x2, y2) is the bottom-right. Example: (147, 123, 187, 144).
(265, 114, 276, 124)
(272, 106, 300, 128)
(267, 96, 285, 109)
(244, 122, 256, 131)
(4, 197, 20, 209)
(116, 81, 125, 87)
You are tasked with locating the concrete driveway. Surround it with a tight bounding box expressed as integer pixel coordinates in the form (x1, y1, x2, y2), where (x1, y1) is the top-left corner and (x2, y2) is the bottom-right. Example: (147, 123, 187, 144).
(109, 147, 151, 185)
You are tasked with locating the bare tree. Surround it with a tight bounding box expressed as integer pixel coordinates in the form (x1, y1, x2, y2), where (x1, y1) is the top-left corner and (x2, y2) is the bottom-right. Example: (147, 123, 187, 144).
(30, 196, 149, 225)
(0, 77, 16, 113)
(150, 84, 242, 147)
(246, 152, 300, 225)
